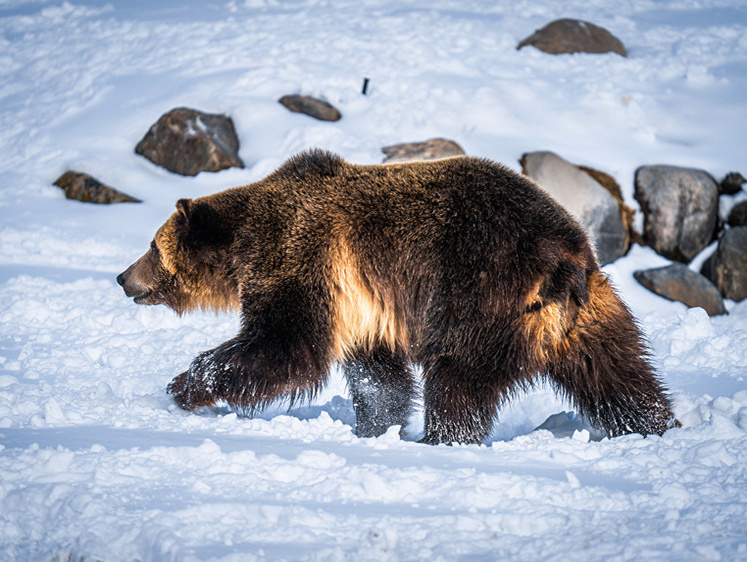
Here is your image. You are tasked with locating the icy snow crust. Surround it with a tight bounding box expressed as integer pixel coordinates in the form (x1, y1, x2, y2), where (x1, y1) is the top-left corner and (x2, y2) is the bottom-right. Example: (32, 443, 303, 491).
(1, 0, 746, 559)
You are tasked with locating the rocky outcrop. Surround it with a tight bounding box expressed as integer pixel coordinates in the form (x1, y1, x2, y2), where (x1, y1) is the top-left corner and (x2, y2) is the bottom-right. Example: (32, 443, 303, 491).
(520, 151, 628, 265)
(54, 171, 140, 204)
(634, 165, 719, 263)
(382, 138, 465, 164)
(634, 264, 726, 316)
(135, 107, 244, 176)
(279, 95, 342, 122)
(517, 19, 627, 57)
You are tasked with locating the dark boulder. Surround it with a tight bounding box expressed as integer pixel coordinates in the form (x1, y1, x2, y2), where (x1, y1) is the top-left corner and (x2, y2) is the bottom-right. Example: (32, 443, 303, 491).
(135, 107, 244, 176)
(54, 171, 140, 204)
(701, 227, 747, 302)
(517, 19, 627, 57)
(720, 172, 745, 195)
(634, 263, 726, 316)
(728, 201, 747, 228)
(279, 95, 342, 122)
(382, 138, 465, 164)
(634, 165, 719, 263)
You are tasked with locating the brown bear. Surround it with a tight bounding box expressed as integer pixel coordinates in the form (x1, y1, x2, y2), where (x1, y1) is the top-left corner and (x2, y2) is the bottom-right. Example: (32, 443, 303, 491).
(117, 150, 678, 444)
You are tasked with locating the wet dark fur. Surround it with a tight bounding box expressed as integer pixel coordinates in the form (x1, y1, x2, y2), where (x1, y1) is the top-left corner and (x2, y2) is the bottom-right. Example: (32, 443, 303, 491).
(118, 150, 678, 444)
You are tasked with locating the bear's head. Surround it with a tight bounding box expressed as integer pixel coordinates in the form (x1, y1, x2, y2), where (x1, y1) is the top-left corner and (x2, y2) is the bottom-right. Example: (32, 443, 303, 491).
(117, 198, 240, 314)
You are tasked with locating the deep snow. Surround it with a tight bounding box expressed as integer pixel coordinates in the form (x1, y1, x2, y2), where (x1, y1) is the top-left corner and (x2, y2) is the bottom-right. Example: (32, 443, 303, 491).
(1, 0, 746, 560)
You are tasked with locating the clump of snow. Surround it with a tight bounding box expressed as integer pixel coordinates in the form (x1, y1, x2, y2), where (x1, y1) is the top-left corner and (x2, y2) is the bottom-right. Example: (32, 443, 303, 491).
(1, 0, 746, 559)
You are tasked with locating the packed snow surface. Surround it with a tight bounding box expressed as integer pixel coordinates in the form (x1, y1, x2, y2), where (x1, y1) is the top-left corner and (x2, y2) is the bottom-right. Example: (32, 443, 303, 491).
(1, 0, 747, 560)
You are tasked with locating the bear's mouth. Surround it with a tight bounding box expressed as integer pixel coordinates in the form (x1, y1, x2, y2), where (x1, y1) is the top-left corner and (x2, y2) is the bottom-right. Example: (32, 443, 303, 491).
(133, 290, 152, 304)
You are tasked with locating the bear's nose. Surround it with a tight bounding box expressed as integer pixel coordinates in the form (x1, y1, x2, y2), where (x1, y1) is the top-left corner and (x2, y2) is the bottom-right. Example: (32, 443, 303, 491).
(116, 273, 126, 287)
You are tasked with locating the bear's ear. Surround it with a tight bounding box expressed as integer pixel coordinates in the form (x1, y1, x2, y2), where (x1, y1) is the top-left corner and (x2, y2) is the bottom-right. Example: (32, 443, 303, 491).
(175, 198, 193, 227)
(174, 198, 226, 247)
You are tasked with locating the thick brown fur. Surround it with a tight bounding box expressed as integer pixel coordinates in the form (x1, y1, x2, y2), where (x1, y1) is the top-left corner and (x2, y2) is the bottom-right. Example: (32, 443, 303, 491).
(118, 150, 678, 444)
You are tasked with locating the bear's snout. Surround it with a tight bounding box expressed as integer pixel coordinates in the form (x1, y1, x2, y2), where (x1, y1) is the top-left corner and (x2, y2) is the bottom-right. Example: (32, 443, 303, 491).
(117, 257, 155, 303)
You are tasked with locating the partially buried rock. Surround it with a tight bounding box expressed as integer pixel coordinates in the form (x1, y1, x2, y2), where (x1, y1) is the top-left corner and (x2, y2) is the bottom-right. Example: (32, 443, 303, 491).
(701, 227, 747, 302)
(54, 171, 140, 204)
(279, 95, 341, 122)
(521, 151, 627, 265)
(634, 263, 726, 316)
(728, 201, 747, 228)
(720, 172, 745, 195)
(634, 165, 719, 263)
(517, 18, 627, 57)
(382, 138, 465, 164)
(135, 107, 244, 176)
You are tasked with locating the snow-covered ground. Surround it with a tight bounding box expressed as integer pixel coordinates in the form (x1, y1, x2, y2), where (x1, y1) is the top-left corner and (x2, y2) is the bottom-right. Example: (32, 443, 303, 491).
(1, 0, 746, 559)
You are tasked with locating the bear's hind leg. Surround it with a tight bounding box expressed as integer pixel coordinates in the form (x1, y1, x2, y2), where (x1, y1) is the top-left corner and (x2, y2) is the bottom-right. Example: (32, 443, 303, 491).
(343, 347, 414, 438)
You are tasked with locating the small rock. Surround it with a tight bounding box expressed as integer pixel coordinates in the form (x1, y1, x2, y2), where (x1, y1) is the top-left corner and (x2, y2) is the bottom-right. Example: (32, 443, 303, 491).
(517, 19, 627, 57)
(278, 95, 341, 122)
(521, 151, 627, 265)
(54, 171, 140, 204)
(720, 172, 745, 195)
(634, 263, 726, 316)
(701, 227, 747, 302)
(382, 139, 465, 164)
(634, 165, 719, 263)
(135, 107, 244, 176)
(728, 201, 747, 228)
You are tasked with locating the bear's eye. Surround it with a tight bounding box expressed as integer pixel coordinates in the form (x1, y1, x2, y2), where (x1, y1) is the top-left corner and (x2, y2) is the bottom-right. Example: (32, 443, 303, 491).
(150, 240, 160, 257)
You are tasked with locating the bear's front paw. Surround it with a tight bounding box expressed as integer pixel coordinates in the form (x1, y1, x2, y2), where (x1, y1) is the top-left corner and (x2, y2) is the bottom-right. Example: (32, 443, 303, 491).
(167, 371, 216, 411)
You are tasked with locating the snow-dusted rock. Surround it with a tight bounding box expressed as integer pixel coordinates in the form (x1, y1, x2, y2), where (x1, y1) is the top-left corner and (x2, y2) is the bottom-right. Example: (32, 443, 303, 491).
(53, 171, 140, 204)
(634, 165, 719, 263)
(634, 263, 726, 316)
(701, 227, 747, 302)
(278, 94, 342, 122)
(382, 138, 465, 163)
(520, 151, 627, 265)
(517, 19, 627, 57)
(135, 107, 244, 176)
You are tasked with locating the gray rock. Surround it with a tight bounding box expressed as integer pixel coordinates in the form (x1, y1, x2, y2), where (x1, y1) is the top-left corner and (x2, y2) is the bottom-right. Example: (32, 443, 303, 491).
(701, 227, 747, 302)
(54, 171, 140, 204)
(279, 95, 342, 122)
(135, 107, 244, 176)
(517, 19, 627, 57)
(382, 138, 465, 164)
(634, 165, 719, 263)
(521, 151, 627, 265)
(634, 263, 726, 316)
(728, 201, 747, 228)
(720, 172, 745, 195)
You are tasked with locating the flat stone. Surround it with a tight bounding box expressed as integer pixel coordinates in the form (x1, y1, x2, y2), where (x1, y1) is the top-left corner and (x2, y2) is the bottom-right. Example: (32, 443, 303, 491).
(135, 107, 244, 176)
(54, 171, 140, 204)
(634, 165, 719, 263)
(517, 19, 627, 57)
(382, 138, 465, 164)
(521, 151, 627, 265)
(278, 95, 341, 122)
(634, 263, 726, 316)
